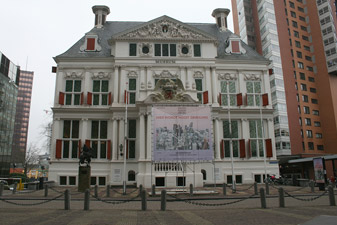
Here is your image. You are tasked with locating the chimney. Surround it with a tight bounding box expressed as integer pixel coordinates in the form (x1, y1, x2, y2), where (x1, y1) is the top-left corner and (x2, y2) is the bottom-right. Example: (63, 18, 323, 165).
(212, 8, 230, 31)
(92, 5, 110, 28)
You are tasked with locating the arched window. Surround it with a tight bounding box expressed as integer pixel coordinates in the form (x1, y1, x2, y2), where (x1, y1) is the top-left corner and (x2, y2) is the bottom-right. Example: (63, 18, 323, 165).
(201, 169, 206, 180)
(128, 170, 135, 181)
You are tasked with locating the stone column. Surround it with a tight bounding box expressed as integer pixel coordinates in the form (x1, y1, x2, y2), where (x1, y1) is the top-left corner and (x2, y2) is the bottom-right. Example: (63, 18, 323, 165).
(112, 118, 118, 160)
(205, 67, 212, 103)
(113, 66, 119, 104)
(119, 66, 127, 103)
(211, 66, 218, 104)
(139, 113, 146, 160)
(81, 118, 89, 143)
(214, 118, 221, 160)
(146, 112, 152, 160)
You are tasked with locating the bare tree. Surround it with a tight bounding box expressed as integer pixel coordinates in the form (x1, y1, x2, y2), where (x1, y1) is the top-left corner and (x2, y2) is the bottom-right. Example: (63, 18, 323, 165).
(39, 109, 53, 154)
(24, 143, 40, 175)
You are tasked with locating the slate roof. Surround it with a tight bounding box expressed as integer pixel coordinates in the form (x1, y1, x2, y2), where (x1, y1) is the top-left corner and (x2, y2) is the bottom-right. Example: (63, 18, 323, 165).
(56, 17, 267, 63)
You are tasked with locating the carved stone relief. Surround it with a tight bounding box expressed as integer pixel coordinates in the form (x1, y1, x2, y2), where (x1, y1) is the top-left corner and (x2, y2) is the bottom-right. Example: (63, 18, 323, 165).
(127, 70, 138, 78)
(153, 70, 179, 79)
(217, 73, 237, 80)
(91, 72, 111, 79)
(193, 71, 204, 78)
(178, 43, 192, 57)
(64, 72, 84, 79)
(243, 73, 261, 81)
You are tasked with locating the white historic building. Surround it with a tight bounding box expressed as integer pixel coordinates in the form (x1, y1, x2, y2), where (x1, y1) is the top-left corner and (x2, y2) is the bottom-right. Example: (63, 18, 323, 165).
(49, 5, 279, 188)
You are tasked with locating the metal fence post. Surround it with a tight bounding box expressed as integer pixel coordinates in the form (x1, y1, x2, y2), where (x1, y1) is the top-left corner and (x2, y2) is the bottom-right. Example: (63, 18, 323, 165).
(84, 189, 90, 210)
(64, 189, 70, 210)
(232, 181, 236, 193)
(0, 183, 3, 196)
(94, 185, 98, 198)
(223, 183, 226, 196)
(161, 189, 167, 211)
(44, 184, 48, 197)
(139, 184, 143, 195)
(254, 182, 258, 195)
(151, 184, 156, 196)
(278, 187, 285, 208)
(106, 185, 110, 197)
(141, 190, 147, 211)
(265, 182, 269, 195)
(328, 185, 336, 206)
(310, 180, 315, 193)
(12, 182, 17, 194)
(260, 188, 266, 209)
(189, 184, 193, 196)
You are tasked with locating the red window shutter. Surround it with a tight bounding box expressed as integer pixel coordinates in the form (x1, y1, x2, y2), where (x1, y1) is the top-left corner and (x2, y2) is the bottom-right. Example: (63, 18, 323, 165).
(231, 40, 240, 53)
(218, 93, 222, 106)
(87, 38, 95, 50)
(265, 139, 273, 158)
(78, 140, 82, 158)
(108, 92, 112, 105)
(59, 92, 65, 105)
(239, 139, 246, 158)
(269, 69, 274, 75)
(220, 140, 224, 159)
(85, 140, 91, 148)
(56, 139, 62, 159)
(87, 92, 92, 105)
(80, 92, 84, 105)
(237, 93, 243, 106)
(126, 140, 129, 159)
(262, 93, 269, 106)
(124, 90, 128, 104)
(203, 91, 209, 104)
(248, 139, 251, 158)
(107, 140, 112, 160)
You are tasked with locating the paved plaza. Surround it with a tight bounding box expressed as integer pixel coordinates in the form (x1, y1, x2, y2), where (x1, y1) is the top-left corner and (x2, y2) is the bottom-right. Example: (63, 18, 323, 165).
(1, 185, 337, 225)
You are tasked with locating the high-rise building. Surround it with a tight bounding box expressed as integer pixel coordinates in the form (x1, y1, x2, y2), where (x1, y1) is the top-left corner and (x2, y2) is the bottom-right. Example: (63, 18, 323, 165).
(0, 51, 20, 177)
(231, 0, 337, 178)
(48, 5, 280, 188)
(12, 70, 34, 166)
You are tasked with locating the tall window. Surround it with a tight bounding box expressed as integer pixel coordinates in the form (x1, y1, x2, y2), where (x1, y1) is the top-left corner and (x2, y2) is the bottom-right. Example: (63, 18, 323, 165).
(154, 44, 176, 56)
(195, 78, 204, 103)
(193, 44, 201, 57)
(220, 81, 237, 106)
(65, 80, 81, 105)
(249, 120, 264, 157)
(128, 79, 137, 104)
(223, 120, 240, 158)
(129, 43, 137, 56)
(91, 120, 108, 159)
(246, 81, 261, 106)
(92, 80, 109, 105)
(63, 120, 80, 158)
(128, 119, 136, 159)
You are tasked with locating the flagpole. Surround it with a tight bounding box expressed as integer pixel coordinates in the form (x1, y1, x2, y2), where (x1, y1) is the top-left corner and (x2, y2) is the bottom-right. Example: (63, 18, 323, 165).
(123, 84, 128, 195)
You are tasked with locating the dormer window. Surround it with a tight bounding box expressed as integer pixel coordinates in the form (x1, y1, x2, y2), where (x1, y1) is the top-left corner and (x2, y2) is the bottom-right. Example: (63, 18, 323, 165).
(231, 41, 240, 53)
(225, 35, 246, 54)
(80, 34, 102, 52)
(87, 38, 96, 51)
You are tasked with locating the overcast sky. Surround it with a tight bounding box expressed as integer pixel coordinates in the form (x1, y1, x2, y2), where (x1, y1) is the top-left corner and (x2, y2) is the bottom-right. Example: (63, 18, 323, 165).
(0, 0, 233, 153)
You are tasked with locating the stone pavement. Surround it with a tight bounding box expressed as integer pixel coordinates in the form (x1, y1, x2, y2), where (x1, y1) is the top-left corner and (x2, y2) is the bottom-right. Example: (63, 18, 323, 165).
(1, 184, 337, 225)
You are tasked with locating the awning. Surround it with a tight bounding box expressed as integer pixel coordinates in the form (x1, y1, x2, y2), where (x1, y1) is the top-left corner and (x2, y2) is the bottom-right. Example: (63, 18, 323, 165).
(288, 155, 337, 164)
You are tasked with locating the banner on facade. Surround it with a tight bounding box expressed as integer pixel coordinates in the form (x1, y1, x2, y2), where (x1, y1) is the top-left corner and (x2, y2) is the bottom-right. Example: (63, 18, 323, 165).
(313, 157, 325, 184)
(152, 106, 213, 162)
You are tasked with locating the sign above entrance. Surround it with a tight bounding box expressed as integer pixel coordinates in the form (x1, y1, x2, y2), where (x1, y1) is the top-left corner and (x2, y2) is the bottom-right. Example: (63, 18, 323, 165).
(152, 106, 213, 162)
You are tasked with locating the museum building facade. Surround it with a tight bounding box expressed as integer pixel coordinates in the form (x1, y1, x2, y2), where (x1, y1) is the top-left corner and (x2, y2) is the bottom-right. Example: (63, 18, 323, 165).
(49, 5, 279, 188)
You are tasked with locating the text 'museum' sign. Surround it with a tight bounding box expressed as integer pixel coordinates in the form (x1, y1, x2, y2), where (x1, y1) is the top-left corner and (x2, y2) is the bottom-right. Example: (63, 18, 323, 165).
(152, 106, 213, 162)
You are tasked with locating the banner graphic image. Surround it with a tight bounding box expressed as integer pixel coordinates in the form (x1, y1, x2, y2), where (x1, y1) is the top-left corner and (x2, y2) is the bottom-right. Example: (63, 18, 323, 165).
(152, 106, 213, 162)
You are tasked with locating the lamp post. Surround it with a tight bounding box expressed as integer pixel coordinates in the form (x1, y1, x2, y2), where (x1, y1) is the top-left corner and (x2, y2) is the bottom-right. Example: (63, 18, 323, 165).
(119, 143, 126, 195)
(123, 85, 128, 195)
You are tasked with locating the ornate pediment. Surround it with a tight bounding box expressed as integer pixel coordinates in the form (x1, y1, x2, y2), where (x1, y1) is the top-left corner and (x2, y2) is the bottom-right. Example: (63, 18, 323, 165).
(153, 70, 179, 79)
(113, 16, 216, 42)
(218, 73, 237, 80)
(64, 71, 84, 79)
(243, 73, 261, 81)
(91, 72, 111, 79)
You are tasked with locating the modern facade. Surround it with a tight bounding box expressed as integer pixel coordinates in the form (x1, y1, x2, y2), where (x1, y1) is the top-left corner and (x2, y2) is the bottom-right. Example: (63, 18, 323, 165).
(0, 51, 20, 177)
(12, 70, 34, 166)
(231, 0, 337, 179)
(49, 5, 279, 188)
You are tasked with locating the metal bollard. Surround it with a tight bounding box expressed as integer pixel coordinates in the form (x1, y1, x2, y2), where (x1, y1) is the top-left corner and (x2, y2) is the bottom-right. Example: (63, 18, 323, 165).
(189, 184, 193, 196)
(254, 182, 258, 195)
(223, 183, 227, 196)
(265, 182, 269, 195)
(141, 190, 147, 211)
(232, 181, 236, 193)
(94, 185, 98, 198)
(12, 182, 17, 194)
(310, 180, 315, 193)
(64, 189, 70, 210)
(278, 187, 285, 208)
(139, 184, 143, 195)
(151, 184, 156, 196)
(84, 189, 90, 210)
(260, 188, 267, 209)
(0, 183, 4, 196)
(44, 184, 48, 197)
(328, 185, 336, 206)
(106, 185, 110, 197)
(161, 190, 167, 211)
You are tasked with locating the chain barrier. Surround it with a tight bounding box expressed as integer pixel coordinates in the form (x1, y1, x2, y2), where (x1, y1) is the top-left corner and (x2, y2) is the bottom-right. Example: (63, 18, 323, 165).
(235, 184, 254, 192)
(271, 184, 309, 193)
(49, 186, 64, 194)
(70, 191, 84, 196)
(90, 193, 140, 205)
(0, 193, 64, 206)
(284, 190, 328, 202)
(111, 188, 138, 195)
(15, 189, 41, 195)
(167, 193, 257, 207)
